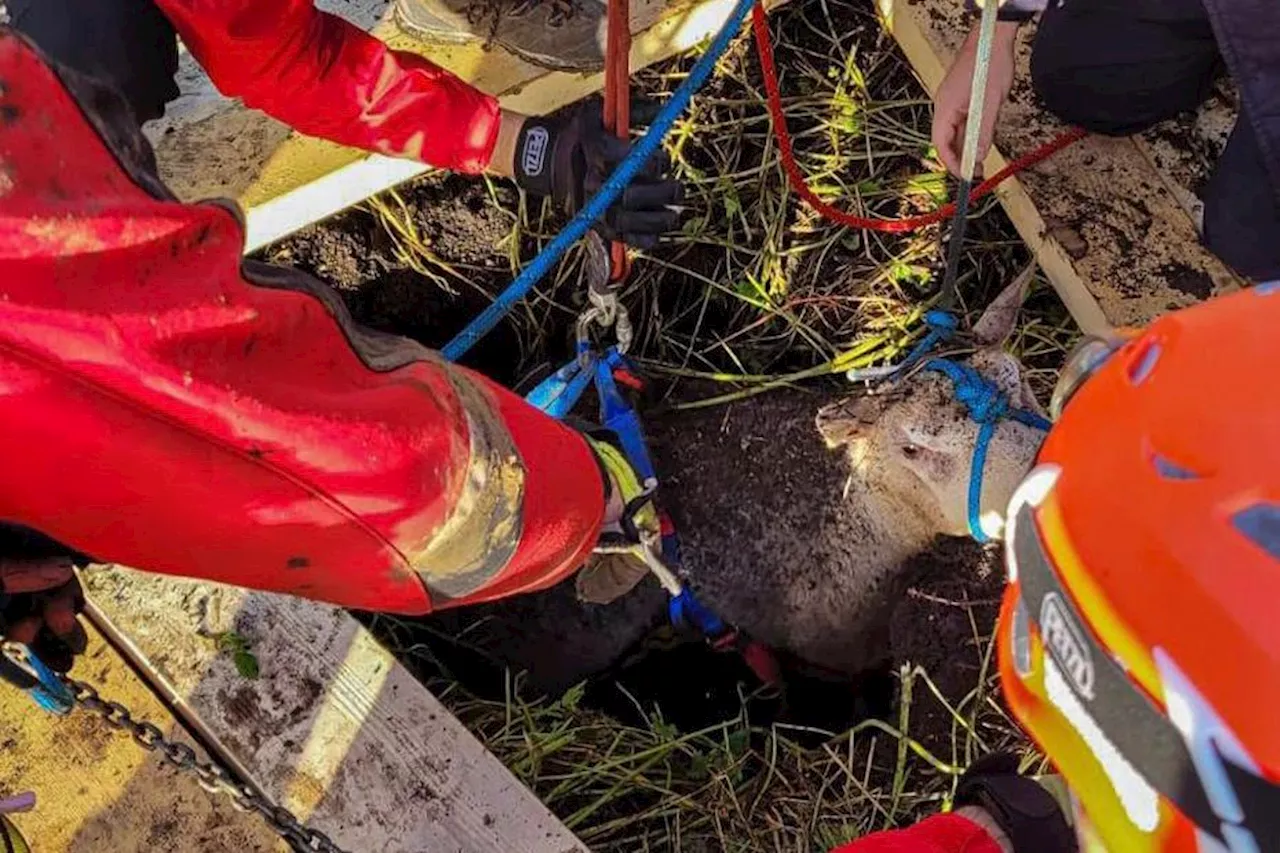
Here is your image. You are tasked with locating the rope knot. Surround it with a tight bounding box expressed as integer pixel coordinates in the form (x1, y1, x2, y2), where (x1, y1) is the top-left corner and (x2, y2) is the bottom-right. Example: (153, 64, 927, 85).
(923, 357, 1052, 542)
(923, 359, 1008, 424)
(953, 376, 1008, 424)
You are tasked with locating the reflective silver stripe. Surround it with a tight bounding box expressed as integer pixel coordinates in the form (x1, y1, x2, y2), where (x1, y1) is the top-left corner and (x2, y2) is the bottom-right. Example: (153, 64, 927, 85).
(238, 260, 525, 600)
(1010, 500, 1280, 849)
(401, 374, 524, 600)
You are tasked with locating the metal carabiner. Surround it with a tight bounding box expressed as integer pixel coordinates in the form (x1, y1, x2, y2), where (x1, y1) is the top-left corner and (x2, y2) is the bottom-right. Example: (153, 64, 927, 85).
(575, 233, 633, 367)
(1, 642, 75, 715)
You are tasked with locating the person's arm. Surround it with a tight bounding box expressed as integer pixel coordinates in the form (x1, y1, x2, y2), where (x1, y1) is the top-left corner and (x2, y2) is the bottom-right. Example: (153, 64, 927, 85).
(151, 0, 681, 245)
(1, 29, 611, 623)
(930, 0, 1050, 176)
(930, 20, 1022, 176)
(152, 0, 511, 174)
(828, 810, 1011, 853)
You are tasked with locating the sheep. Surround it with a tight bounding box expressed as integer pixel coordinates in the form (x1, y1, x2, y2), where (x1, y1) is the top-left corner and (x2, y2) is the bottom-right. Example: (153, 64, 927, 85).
(422, 272, 1048, 699)
(662, 271, 1047, 677)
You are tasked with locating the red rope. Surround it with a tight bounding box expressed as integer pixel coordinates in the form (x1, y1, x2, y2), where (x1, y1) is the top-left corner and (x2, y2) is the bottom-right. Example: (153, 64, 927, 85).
(750, 4, 1086, 234)
(606, 0, 632, 279)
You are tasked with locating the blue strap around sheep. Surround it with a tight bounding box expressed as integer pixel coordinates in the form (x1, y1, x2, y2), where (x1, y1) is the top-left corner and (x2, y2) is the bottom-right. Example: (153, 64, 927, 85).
(853, 309, 1053, 543)
(524, 347, 729, 639)
(902, 310, 958, 369)
(923, 358, 1052, 542)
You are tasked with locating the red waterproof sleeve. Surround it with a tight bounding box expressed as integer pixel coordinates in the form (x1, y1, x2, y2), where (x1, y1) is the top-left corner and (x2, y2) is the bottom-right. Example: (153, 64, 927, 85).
(0, 31, 600, 614)
(152, 0, 502, 173)
(828, 814, 1006, 853)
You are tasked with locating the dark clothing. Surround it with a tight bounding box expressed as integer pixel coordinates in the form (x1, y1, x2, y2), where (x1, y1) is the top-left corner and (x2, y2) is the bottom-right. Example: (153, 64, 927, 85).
(8, 0, 178, 123)
(8, 0, 502, 172)
(1203, 0, 1280, 207)
(1029, 0, 1280, 281)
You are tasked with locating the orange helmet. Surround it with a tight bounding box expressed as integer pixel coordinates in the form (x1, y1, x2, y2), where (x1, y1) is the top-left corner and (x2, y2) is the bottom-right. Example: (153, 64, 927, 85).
(996, 282, 1280, 852)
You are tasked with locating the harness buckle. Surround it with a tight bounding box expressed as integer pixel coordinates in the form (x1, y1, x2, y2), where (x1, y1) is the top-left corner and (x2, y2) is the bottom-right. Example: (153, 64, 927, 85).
(618, 481, 659, 544)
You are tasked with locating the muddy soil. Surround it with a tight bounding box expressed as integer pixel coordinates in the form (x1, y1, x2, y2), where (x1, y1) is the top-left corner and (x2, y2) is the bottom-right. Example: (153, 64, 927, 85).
(264, 174, 547, 383)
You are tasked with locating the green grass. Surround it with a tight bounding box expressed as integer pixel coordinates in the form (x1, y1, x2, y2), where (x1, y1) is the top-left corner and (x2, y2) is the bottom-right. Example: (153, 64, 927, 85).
(421, 651, 1044, 851)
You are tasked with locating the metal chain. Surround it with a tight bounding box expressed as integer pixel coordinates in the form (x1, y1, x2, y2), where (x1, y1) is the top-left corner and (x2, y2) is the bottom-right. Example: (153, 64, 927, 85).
(60, 675, 350, 853)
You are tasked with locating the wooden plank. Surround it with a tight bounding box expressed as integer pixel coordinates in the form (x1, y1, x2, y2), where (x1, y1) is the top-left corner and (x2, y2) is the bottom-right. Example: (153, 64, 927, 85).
(149, 0, 783, 250)
(0, 622, 286, 852)
(81, 565, 587, 853)
(875, 0, 1242, 331)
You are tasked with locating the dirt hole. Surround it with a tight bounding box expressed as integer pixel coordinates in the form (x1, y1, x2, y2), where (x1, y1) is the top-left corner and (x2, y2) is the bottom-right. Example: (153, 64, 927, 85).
(263, 0, 1066, 736)
(260, 0, 1077, 842)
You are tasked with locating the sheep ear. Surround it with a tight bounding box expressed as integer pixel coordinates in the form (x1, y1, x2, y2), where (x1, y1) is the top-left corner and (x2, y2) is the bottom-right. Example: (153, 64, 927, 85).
(973, 262, 1037, 346)
(1019, 376, 1049, 420)
(816, 395, 886, 448)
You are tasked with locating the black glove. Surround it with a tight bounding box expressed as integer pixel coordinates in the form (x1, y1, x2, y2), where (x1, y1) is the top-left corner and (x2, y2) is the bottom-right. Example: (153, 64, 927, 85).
(955, 753, 1077, 853)
(513, 98, 682, 250)
(0, 526, 89, 675)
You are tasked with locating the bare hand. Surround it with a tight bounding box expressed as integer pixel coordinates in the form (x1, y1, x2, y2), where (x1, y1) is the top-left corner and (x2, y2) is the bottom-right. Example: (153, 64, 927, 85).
(931, 22, 1020, 176)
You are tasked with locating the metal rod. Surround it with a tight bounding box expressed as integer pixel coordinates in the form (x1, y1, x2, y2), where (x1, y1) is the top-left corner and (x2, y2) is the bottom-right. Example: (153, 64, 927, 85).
(938, 0, 1001, 312)
(605, 0, 632, 282)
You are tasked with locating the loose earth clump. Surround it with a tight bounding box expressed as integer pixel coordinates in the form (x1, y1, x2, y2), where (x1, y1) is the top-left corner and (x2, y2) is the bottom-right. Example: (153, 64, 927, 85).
(263, 0, 1075, 847)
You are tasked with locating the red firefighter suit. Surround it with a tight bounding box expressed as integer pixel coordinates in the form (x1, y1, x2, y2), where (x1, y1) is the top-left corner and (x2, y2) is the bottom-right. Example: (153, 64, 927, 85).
(0, 14, 604, 615)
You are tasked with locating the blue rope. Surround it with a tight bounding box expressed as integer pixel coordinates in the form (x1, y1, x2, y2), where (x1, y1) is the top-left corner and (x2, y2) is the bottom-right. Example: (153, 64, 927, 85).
(845, 309, 957, 384)
(669, 587, 727, 636)
(442, 0, 760, 362)
(525, 350, 738, 643)
(923, 359, 1051, 541)
(900, 310, 958, 369)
